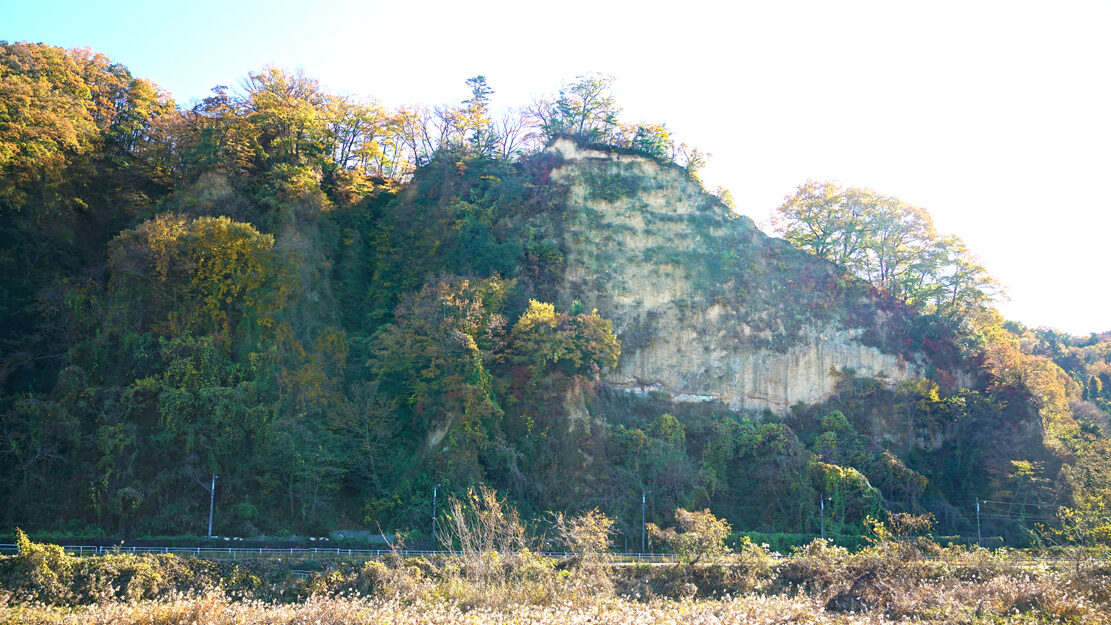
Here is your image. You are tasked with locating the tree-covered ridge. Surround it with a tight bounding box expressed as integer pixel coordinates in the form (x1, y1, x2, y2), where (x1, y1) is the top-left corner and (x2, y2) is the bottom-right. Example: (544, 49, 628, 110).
(1, 42, 176, 388)
(0, 42, 651, 536)
(0, 42, 1108, 551)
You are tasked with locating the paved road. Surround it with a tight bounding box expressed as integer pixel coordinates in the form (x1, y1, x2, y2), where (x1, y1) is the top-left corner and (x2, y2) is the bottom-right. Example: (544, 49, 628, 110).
(0, 543, 1078, 569)
(0, 543, 681, 563)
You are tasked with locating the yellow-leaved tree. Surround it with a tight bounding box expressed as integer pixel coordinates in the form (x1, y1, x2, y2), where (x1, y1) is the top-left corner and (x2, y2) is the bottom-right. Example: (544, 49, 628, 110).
(107, 214, 291, 346)
(506, 299, 620, 380)
(647, 507, 732, 566)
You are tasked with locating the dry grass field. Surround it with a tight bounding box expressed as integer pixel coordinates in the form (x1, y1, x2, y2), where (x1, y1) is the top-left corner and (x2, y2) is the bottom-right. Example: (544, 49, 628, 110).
(3, 510, 1109, 624)
(2, 546, 1108, 624)
(0, 588, 1103, 625)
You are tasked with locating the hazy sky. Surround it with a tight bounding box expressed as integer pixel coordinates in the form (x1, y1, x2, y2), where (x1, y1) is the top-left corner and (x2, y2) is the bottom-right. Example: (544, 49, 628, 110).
(5, 0, 1109, 334)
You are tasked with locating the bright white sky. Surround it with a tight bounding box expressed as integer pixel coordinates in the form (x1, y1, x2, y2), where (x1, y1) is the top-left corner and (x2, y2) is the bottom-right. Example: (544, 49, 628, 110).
(5, 0, 1109, 334)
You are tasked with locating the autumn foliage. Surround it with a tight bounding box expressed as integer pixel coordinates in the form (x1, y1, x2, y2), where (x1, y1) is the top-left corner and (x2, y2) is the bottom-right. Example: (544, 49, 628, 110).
(1, 42, 1109, 560)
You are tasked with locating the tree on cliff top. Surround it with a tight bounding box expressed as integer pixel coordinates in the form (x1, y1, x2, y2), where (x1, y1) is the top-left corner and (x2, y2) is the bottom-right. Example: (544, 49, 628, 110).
(773, 180, 999, 320)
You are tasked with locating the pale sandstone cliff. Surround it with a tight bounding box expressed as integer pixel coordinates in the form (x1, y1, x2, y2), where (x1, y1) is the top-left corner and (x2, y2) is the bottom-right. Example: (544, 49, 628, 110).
(548, 139, 922, 411)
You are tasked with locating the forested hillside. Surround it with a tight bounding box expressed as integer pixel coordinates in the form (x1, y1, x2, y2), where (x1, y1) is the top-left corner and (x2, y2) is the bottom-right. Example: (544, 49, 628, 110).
(2, 42, 1109, 547)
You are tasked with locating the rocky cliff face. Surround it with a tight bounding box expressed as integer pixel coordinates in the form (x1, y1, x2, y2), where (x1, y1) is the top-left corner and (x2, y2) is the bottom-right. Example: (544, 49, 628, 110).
(548, 139, 923, 411)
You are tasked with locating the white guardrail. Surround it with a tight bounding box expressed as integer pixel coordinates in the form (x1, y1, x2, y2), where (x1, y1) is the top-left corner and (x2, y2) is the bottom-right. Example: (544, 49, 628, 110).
(0, 544, 682, 563)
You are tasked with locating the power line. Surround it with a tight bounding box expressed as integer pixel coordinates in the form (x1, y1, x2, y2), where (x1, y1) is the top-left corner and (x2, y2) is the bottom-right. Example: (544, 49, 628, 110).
(979, 514, 1058, 521)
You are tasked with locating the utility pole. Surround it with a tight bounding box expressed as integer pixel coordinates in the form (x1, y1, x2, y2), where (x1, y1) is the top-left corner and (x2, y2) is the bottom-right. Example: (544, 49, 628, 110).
(820, 497, 826, 540)
(207, 474, 218, 537)
(432, 483, 440, 549)
(976, 500, 982, 547)
(641, 490, 647, 554)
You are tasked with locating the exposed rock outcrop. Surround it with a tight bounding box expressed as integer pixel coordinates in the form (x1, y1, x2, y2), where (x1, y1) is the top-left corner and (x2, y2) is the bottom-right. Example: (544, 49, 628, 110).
(548, 139, 923, 411)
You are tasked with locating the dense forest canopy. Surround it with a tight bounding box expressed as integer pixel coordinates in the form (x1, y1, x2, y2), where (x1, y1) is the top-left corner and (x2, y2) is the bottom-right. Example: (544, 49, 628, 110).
(1, 42, 1109, 549)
